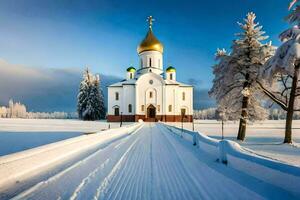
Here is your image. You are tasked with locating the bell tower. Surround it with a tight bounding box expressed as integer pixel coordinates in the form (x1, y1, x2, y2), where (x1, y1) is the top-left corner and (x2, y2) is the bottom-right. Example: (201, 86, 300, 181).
(137, 16, 164, 75)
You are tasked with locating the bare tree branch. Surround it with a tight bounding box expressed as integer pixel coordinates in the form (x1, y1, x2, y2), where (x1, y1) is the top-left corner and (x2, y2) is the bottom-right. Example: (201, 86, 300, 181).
(256, 80, 288, 111)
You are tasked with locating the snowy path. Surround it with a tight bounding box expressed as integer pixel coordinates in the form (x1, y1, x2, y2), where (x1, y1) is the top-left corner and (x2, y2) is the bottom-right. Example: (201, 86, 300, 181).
(10, 123, 297, 200)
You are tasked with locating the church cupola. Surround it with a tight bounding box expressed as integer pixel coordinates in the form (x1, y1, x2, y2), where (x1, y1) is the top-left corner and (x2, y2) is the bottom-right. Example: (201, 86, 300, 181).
(126, 66, 136, 80)
(137, 16, 164, 75)
(166, 66, 176, 81)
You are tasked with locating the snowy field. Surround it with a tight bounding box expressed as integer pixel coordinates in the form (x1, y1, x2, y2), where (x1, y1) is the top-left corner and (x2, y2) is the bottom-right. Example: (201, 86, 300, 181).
(1, 123, 297, 199)
(167, 120, 300, 166)
(0, 119, 132, 156)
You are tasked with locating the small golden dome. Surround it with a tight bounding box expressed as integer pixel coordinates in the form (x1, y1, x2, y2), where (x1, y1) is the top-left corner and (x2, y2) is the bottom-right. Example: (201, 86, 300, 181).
(137, 16, 163, 54)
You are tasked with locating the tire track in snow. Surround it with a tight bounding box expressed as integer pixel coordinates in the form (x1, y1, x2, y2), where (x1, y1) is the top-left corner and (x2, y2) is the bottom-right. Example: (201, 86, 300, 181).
(96, 123, 152, 200)
(151, 124, 198, 199)
(93, 136, 140, 200)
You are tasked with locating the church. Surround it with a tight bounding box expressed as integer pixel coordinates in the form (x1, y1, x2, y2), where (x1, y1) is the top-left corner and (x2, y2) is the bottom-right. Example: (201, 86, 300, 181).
(107, 16, 193, 122)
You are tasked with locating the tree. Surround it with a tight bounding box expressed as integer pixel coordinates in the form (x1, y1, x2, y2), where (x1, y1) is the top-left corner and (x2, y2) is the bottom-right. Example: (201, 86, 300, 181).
(77, 69, 106, 121)
(257, 1, 300, 143)
(209, 13, 274, 141)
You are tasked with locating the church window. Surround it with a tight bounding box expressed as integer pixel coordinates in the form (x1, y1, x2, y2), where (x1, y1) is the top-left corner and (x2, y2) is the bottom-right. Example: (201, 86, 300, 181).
(158, 59, 161, 67)
(149, 58, 152, 67)
(182, 92, 186, 101)
(141, 105, 145, 111)
(115, 92, 119, 100)
(130, 73, 133, 79)
(170, 73, 173, 80)
(168, 105, 172, 112)
(128, 104, 132, 113)
(157, 105, 160, 112)
(140, 59, 143, 67)
(114, 107, 120, 116)
(149, 80, 153, 84)
(149, 69, 152, 72)
(149, 92, 153, 98)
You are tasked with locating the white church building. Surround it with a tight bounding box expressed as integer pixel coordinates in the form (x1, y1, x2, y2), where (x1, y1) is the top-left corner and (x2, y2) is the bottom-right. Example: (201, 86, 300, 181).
(107, 16, 193, 122)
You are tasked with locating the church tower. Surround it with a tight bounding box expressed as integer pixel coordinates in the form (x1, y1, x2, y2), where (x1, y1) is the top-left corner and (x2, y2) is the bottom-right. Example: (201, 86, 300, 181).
(137, 16, 164, 76)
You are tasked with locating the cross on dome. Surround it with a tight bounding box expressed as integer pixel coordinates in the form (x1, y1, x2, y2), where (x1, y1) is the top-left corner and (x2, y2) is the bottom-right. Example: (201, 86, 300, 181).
(147, 16, 155, 29)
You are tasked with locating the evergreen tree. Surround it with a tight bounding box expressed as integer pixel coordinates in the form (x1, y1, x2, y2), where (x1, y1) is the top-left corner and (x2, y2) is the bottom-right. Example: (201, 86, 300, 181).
(209, 13, 275, 141)
(77, 69, 106, 121)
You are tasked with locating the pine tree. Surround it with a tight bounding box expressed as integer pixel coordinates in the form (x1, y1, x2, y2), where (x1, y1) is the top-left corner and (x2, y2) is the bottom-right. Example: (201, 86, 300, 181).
(258, 1, 300, 143)
(209, 12, 275, 141)
(77, 69, 106, 121)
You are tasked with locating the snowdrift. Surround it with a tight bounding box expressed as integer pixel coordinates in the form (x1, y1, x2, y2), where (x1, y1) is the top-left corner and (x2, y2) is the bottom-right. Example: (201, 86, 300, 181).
(163, 123, 300, 196)
(0, 122, 143, 191)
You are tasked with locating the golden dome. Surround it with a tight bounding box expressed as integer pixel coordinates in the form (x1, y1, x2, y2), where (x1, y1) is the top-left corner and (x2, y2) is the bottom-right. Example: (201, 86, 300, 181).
(137, 16, 164, 54)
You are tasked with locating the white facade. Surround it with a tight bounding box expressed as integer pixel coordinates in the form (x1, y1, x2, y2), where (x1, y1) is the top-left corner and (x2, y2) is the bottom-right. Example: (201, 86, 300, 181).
(107, 17, 193, 122)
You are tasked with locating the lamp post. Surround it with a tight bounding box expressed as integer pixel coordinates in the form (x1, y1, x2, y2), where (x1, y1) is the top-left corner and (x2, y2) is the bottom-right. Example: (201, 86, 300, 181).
(192, 118, 195, 132)
(181, 114, 184, 138)
(120, 112, 123, 127)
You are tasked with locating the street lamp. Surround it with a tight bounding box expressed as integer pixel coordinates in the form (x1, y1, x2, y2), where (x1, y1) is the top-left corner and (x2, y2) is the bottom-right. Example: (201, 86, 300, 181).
(120, 112, 123, 127)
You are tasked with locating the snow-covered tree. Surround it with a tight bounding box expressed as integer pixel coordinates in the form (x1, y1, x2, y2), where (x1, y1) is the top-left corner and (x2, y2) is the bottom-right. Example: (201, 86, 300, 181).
(209, 13, 275, 141)
(77, 69, 106, 121)
(258, 1, 300, 143)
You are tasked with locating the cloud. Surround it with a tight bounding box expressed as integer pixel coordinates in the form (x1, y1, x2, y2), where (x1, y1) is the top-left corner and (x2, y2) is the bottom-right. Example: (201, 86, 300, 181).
(0, 59, 119, 112)
(0, 59, 214, 112)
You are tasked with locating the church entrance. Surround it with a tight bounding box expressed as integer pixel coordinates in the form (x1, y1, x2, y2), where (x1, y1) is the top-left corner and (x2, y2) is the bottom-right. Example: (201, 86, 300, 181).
(146, 104, 156, 122)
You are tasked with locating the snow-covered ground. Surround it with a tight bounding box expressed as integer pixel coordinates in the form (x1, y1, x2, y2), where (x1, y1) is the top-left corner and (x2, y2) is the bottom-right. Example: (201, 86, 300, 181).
(167, 120, 300, 166)
(1, 123, 296, 199)
(0, 119, 131, 156)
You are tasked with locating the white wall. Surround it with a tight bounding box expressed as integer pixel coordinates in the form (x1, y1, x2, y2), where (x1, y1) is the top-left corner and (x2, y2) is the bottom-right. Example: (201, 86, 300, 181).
(136, 73, 164, 115)
(137, 51, 163, 75)
(122, 85, 136, 115)
(107, 87, 123, 115)
(164, 86, 193, 115)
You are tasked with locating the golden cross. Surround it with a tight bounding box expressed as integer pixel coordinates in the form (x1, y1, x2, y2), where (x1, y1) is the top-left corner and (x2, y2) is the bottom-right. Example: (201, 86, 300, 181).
(147, 16, 155, 29)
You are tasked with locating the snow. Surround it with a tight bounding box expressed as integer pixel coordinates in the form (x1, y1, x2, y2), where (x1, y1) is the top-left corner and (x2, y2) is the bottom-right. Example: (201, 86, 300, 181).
(0, 119, 132, 156)
(167, 120, 300, 166)
(0, 122, 142, 199)
(2, 123, 296, 199)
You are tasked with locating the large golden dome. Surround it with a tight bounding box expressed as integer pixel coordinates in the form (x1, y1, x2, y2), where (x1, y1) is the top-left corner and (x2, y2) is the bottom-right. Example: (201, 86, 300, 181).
(137, 16, 163, 54)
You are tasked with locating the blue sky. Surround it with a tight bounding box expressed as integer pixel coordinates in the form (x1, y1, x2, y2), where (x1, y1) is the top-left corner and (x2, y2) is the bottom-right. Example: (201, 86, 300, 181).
(0, 0, 293, 111)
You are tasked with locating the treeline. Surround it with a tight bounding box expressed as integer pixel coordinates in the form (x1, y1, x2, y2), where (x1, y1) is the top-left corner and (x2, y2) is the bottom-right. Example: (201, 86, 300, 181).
(194, 108, 300, 120)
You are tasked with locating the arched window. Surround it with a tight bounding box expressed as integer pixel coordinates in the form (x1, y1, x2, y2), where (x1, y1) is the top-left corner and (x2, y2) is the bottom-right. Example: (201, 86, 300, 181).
(182, 92, 186, 101)
(141, 105, 145, 112)
(130, 73, 133, 79)
(149, 58, 152, 67)
(115, 92, 119, 100)
(149, 91, 153, 98)
(168, 105, 172, 112)
(114, 107, 120, 116)
(128, 104, 132, 113)
(158, 59, 161, 67)
(170, 73, 173, 80)
(140, 59, 143, 67)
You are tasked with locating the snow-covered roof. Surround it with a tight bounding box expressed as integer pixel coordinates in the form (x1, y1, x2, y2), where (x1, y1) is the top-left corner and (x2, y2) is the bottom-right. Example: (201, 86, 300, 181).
(164, 79, 192, 87)
(108, 79, 137, 87)
(108, 78, 192, 87)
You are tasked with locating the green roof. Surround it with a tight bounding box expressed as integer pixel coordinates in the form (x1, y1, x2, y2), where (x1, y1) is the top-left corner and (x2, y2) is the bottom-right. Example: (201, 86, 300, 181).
(166, 66, 176, 72)
(127, 66, 136, 72)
